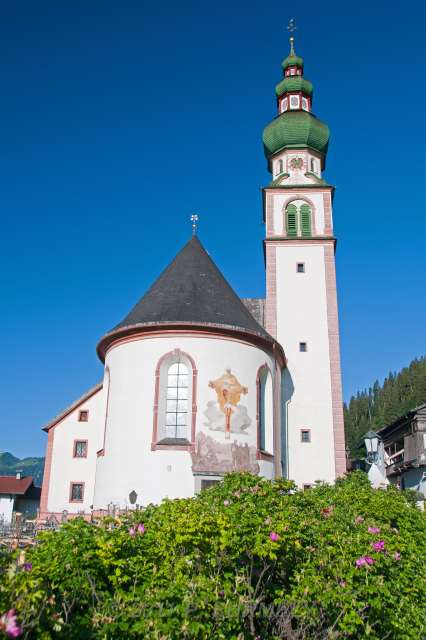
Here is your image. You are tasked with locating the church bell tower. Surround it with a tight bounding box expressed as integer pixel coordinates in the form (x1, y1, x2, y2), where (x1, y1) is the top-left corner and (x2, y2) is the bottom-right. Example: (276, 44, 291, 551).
(262, 32, 346, 484)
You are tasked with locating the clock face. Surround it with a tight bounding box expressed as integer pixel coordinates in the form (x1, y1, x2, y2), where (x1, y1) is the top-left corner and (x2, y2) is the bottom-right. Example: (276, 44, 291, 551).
(290, 157, 304, 170)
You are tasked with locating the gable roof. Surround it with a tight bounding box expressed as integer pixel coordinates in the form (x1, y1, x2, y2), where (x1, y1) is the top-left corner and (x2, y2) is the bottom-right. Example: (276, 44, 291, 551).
(0, 476, 33, 495)
(97, 236, 284, 362)
(42, 382, 103, 432)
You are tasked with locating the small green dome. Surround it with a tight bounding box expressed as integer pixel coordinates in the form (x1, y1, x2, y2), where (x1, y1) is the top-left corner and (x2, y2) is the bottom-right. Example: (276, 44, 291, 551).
(282, 54, 304, 70)
(275, 76, 313, 98)
(262, 110, 330, 158)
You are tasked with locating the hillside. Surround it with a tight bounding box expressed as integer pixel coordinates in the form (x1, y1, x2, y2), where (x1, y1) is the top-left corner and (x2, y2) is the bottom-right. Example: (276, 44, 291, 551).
(0, 452, 45, 486)
(344, 355, 426, 456)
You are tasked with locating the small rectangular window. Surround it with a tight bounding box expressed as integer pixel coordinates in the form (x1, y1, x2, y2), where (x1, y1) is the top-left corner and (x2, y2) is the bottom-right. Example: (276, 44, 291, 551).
(73, 440, 88, 458)
(78, 410, 89, 422)
(70, 483, 84, 502)
(297, 262, 305, 273)
(303, 483, 312, 490)
(301, 429, 311, 443)
(299, 342, 307, 352)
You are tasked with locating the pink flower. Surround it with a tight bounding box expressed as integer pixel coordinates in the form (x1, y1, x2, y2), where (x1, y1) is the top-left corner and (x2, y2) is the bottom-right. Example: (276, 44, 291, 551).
(368, 526, 380, 534)
(393, 551, 401, 561)
(354, 516, 364, 524)
(223, 500, 230, 506)
(321, 506, 335, 518)
(269, 531, 280, 542)
(128, 527, 136, 536)
(0, 610, 22, 638)
(339, 580, 347, 587)
(372, 540, 385, 552)
(355, 555, 375, 567)
(137, 524, 145, 534)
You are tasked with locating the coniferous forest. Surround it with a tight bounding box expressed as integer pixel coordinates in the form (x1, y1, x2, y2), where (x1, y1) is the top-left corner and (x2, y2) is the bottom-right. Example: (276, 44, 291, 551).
(344, 355, 426, 456)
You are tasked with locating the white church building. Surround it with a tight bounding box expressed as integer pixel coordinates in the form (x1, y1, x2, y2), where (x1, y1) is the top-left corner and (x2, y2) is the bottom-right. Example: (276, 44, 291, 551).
(40, 37, 346, 517)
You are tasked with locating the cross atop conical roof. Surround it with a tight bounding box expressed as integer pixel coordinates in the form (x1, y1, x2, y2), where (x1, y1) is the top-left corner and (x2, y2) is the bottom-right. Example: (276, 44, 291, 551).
(97, 236, 280, 361)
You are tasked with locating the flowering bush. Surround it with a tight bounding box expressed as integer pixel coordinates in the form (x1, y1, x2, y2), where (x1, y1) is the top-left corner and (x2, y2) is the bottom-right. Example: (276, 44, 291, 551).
(0, 472, 425, 639)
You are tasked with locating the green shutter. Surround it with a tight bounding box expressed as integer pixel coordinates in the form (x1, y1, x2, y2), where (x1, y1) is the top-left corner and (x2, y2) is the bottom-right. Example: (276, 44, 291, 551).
(286, 204, 298, 237)
(300, 204, 312, 237)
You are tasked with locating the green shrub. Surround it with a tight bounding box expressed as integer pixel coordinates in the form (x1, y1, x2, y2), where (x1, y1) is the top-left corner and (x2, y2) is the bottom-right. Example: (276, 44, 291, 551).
(0, 472, 425, 639)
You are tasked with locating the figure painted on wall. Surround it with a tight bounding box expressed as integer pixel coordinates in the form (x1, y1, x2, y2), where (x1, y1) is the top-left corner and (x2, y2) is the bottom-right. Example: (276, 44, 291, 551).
(204, 369, 251, 437)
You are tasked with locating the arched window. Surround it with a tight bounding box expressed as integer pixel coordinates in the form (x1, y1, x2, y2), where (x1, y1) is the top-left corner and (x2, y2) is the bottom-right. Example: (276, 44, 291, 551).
(310, 158, 315, 173)
(285, 202, 313, 238)
(278, 159, 283, 174)
(286, 203, 298, 237)
(152, 350, 197, 449)
(165, 361, 188, 439)
(300, 204, 312, 237)
(257, 366, 273, 454)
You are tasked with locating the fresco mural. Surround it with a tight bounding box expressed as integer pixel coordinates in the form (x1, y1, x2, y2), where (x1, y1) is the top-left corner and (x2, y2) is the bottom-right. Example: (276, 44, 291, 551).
(204, 369, 251, 438)
(191, 433, 259, 475)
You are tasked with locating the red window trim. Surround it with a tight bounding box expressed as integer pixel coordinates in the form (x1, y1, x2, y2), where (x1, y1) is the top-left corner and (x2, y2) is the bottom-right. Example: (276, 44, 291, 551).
(78, 410, 89, 422)
(69, 481, 85, 503)
(73, 439, 88, 458)
(151, 349, 197, 451)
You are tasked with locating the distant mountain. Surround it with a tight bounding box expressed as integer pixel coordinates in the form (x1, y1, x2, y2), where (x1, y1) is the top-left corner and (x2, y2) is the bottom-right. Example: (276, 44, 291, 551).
(0, 452, 45, 487)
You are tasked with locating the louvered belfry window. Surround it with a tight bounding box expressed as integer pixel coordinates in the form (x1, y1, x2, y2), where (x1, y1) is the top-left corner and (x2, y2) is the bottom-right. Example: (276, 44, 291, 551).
(300, 204, 312, 237)
(286, 202, 312, 237)
(286, 204, 298, 237)
(165, 362, 188, 439)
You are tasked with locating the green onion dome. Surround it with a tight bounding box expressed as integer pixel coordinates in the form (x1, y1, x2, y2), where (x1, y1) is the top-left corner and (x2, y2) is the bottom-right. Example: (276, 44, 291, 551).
(281, 53, 304, 70)
(275, 76, 313, 98)
(262, 110, 330, 158)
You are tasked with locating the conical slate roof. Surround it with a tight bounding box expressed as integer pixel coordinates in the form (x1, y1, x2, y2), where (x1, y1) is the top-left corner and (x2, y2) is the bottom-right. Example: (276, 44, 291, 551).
(118, 235, 269, 336)
(97, 236, 278, 361)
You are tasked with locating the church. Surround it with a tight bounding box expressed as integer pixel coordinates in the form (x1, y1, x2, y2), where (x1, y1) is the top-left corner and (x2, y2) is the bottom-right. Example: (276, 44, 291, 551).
(40, 36, 346, 517)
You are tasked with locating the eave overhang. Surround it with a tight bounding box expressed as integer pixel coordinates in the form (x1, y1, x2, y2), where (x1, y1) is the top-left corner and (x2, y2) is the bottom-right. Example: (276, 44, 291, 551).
(97, 321, 286, 369)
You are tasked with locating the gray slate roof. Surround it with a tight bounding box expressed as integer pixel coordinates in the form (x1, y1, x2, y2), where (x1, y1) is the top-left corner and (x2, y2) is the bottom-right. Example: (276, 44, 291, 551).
(112, 236, 270, 339)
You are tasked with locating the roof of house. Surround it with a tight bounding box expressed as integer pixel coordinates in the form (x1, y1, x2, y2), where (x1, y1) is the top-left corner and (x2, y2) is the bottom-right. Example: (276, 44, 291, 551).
(97, 236, 284, 362)
(0, 476, 34, 495)
(378, 402, 426, 437)
(43, 382, 103, 432)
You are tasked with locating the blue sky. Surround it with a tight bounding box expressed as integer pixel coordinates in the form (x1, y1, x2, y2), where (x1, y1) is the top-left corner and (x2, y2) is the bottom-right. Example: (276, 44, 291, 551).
(1, 0, 425, 457)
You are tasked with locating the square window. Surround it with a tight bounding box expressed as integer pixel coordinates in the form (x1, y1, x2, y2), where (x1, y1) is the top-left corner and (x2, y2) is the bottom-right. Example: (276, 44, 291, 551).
(297, 262, 305, 273)
(301, 429, 311, 443)
(299, 342, 307, 352)
(78, 410, 89, 422)
(73, 441, 87, 458)
(70, 483, 84, 502)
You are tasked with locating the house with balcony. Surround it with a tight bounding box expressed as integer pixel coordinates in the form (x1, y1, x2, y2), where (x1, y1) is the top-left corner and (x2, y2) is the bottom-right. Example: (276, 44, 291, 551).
(379, 403, 426, 495)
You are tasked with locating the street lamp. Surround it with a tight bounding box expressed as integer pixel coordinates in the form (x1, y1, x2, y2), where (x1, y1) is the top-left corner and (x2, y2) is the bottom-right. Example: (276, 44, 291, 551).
(363, 430, 380, 464)
(361, 430, 389, 488)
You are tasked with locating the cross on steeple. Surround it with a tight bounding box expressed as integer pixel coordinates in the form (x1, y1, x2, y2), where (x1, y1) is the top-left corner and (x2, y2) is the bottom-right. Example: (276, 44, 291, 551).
(190, 214, 199, 235)
(286, 18, 297, 54)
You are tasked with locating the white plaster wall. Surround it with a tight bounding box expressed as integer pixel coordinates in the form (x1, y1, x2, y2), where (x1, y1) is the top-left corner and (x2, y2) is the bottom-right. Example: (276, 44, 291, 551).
(272, 192, 325, 235)
(0, 496, 14, 522)
(93, 335, 276, 508)
(276, 244, 336, 485)
(47, 388, 105, 513)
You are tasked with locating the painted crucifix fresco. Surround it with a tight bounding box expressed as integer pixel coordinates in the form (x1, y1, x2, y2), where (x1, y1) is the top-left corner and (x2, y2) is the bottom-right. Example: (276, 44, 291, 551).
(204, 368, 251, 438)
